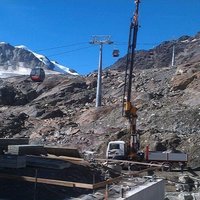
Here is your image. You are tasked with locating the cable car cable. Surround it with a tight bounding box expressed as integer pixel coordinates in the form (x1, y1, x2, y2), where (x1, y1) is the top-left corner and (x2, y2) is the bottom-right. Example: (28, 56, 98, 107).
(36, 42, 88, 52)
(47, 45, 95, 57)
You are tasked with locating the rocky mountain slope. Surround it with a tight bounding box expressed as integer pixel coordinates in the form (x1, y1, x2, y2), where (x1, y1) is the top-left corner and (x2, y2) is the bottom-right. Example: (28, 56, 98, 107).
(110, 32, 200, 70)
(0, 33, 199, 167)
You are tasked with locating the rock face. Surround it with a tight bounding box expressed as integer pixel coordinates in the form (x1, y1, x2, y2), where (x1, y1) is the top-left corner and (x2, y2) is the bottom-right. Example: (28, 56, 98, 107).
(0, 32, 200, 167)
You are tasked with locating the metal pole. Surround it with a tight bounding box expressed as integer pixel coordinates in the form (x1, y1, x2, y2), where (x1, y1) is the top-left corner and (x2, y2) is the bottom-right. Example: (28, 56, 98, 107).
(33, 169, 38, 200)
(171, 44, 175, 67)
(105, 184, 108, 200)
(96, 43, 103, 107)
(89, 35, 113, 108)
(93, 174, 95, 195)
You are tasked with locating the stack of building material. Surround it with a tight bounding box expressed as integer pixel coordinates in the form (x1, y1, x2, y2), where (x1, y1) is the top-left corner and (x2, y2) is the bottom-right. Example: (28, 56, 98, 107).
(44, 146, 81, 158)
(7, 145, 47, 156)
(47, 155, 89, 166)
(0, 138, 29, 154)
(0, 155, 26, 168)
(26, 155, 71, 169)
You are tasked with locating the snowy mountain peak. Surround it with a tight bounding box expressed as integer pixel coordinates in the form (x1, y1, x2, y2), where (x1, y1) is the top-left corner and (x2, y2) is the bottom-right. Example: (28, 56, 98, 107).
(15, 45, 29, 50)
(0, 42, 79, 77)
(15, 45, 79, 75)
(15, 45, 52, 66)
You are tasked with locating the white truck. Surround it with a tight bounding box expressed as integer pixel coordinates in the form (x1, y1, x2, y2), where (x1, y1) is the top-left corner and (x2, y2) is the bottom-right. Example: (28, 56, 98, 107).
(106, 141, 144, 161)
(106, 141, 126, 160)
(106, 141, 188, 168)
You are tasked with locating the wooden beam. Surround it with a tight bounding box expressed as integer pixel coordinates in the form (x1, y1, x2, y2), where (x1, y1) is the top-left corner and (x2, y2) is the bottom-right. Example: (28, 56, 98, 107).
(44, 146, 81, 158)
(93, 175, 124, 189)
(47, 154, 89, 166)
(0, 173, 94, 189)
(123, 166, 162, 176)
(0, 173, 125, 190)
(95, 158, 163, 167)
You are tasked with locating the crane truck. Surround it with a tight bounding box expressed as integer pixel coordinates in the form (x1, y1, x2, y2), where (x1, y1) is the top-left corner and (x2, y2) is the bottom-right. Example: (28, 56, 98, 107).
(107, 0, 141, 161)
(106, 0, 188, 168)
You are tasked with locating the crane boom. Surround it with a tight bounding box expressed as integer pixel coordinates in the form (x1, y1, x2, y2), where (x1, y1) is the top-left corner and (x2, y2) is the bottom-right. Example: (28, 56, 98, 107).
(123, 0, 140, 159)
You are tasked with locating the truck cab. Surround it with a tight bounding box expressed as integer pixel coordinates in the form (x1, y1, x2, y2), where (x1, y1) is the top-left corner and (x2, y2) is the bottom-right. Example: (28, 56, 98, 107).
(106, 141, 127, 160)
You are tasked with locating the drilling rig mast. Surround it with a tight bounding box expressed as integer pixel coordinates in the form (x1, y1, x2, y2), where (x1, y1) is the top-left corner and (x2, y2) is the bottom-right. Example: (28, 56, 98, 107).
(123, 0, 141, 160)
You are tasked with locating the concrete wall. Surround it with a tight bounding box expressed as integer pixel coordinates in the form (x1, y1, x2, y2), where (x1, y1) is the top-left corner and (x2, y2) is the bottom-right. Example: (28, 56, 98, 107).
(123, 179, 165, 200)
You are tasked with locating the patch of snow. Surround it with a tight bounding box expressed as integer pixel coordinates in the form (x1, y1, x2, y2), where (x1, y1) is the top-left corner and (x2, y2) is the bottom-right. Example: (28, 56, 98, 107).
(191, 39, 198, 42)
(17, 66, 32, 74)
(51, 61, 79, 75)
(0, 65, 60, 78)
(15, 45, 51, 66)
(44, 69, 61, 75)
(0, 66, 31, 78)
(0, 42, 8, 45)
(181, 39, 189, 43)
(15, 45, 29, 50)
(191, 38, 200, 45)
(1, 66, 31, 74)
(32, 52, 51, 66)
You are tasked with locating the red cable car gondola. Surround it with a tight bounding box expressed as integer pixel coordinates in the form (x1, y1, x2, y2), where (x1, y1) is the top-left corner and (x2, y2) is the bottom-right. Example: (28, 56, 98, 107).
(112, 49, 120, 57)
(30, 67, 45, 82)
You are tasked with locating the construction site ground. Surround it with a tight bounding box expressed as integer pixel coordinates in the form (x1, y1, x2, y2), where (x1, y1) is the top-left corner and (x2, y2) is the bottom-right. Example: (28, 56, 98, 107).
(0, 139, 199, 200)
(1, 164, 200, 200)
(0, 163, 102, 200)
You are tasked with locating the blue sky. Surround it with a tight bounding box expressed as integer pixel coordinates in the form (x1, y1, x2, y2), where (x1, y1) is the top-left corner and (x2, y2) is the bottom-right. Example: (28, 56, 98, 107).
(0, 0, 200, 75)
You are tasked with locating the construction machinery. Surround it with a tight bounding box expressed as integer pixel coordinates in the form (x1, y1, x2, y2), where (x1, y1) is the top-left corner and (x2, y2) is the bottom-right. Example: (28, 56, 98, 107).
(106, 0, 142, 161)
(122, 0, 140, 160)
(106, 0, 188, 167)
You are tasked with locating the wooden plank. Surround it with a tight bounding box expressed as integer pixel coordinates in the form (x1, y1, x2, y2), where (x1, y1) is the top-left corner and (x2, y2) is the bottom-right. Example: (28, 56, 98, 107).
(47, 155, 89, 166)
(123, 166, 162, 176)
(0, 170, 154, 190)
(44, 146, 81, 158)
(0, 173, 94, 189)
(93, 175, 124, 189)
(95, 158, 163, 167)
(0, 172, 123, 190)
